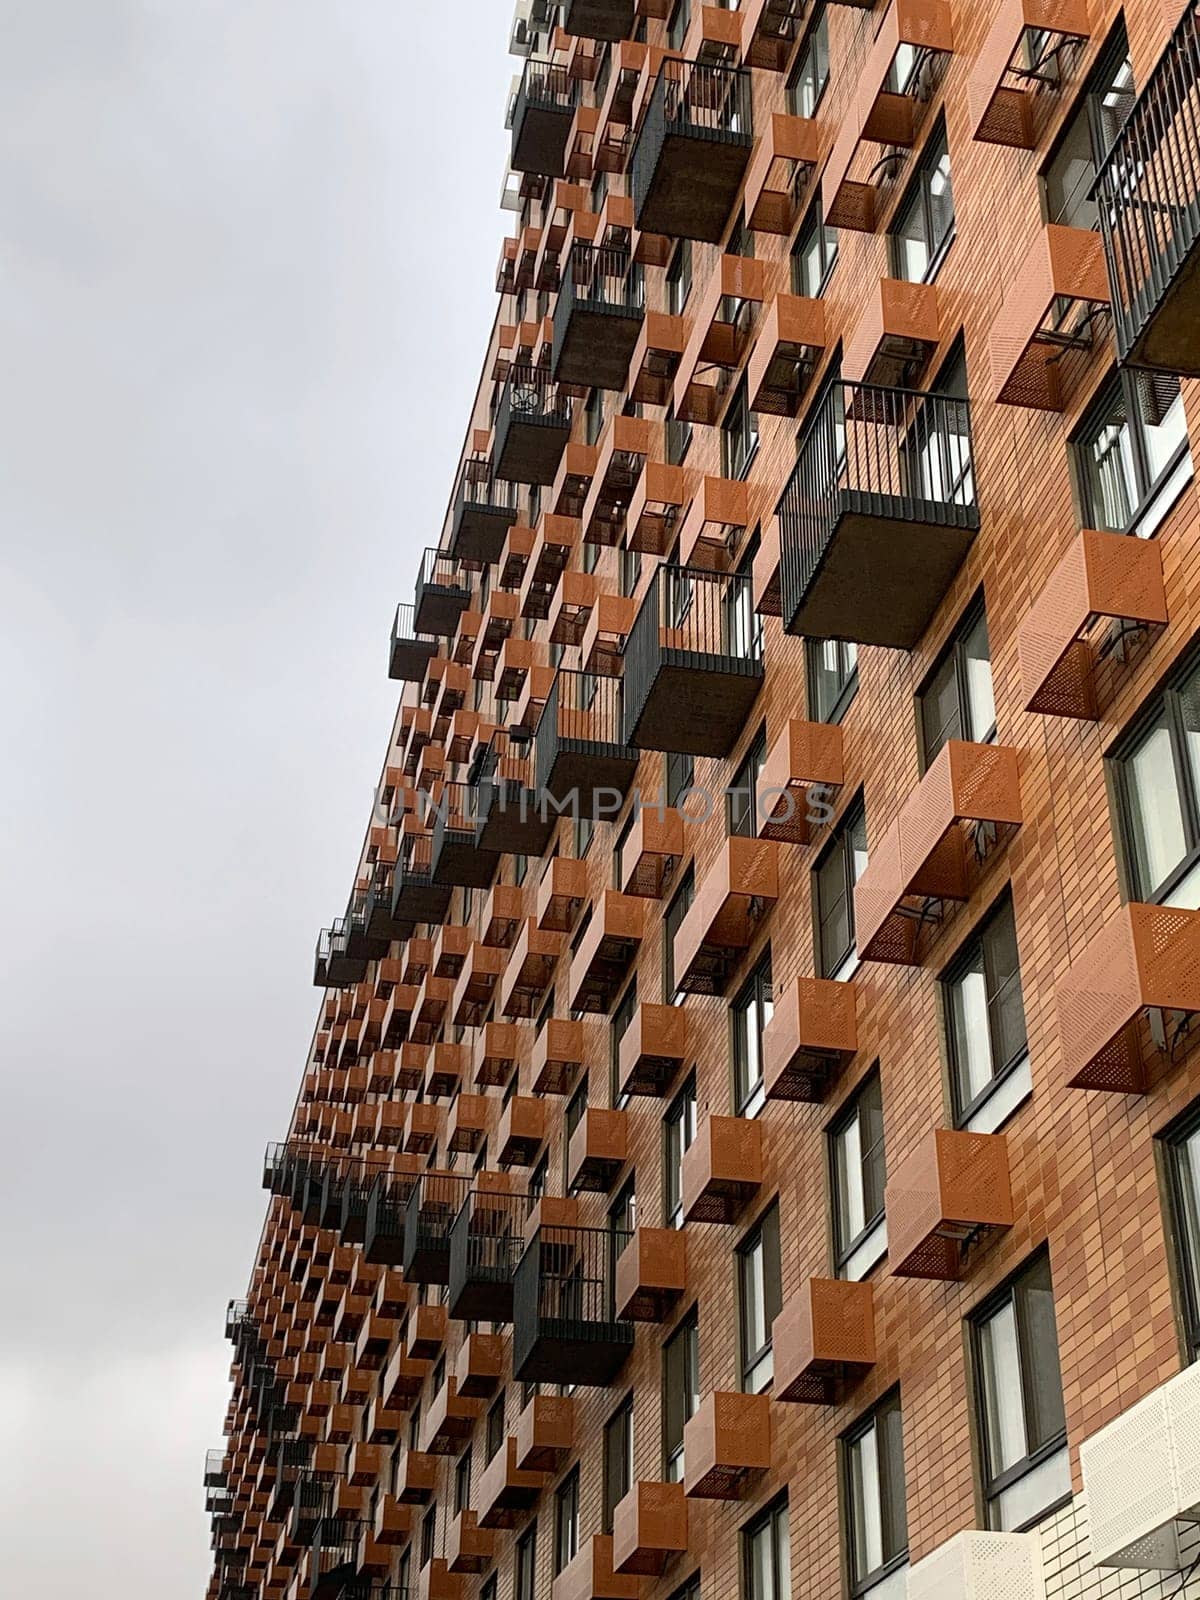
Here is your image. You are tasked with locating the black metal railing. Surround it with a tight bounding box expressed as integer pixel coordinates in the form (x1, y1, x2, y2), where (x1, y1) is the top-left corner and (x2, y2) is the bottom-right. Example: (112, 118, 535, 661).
(402, 1171, 473, 1283)
(204, 1449, 228, 1489)
(534, 669, 637, 807)
(263, 1142, 289, 1194)
(1096, 1, 1200, 367)
(388, 603, 437, 681)
(496, 363, 574, 440)
(559, 242, 644, 313)
(513, 1224, 635, 1384)
(454, 462, 521, 519)
(511, 55, 578, 141)
(448, 1190, 526, 1321)
(224, 1299, 249, 1343)
(309, 1516, 362, 1598)
(632, 57, 754, 218)
(777, 378, 978, 628)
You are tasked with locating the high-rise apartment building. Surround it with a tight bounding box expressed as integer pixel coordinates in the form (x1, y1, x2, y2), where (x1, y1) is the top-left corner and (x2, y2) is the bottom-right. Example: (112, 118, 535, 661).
(206, 4, 1200, 1599)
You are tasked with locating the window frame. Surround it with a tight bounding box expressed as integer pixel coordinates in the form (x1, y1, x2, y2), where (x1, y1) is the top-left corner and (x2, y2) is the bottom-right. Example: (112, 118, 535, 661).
(814, 797, 868, 981)
(743, 1496, 791, 1600)
(889, 119, 955, 284)
(731, 953, 774, 1117)
(1163, 1103, 1200, 1361)
(1072, 367, 1192, 538)
(515, 1521, 538, 1600)
(829, 1069, 887, 1280)
(842, 1389, 909, 1597)
(737, 1201, 782, 1394)
(722, 376, 760, 482)
(1111, 650, 1200, 905)
(553, 1467, 580, 1576)
(806, 638, 858, 725)
(663, 1072, 698, 1229)
(918, 596, 996, 769)
(662, 1308, 700, 1482)
(786, 6, 829, 118)
(603, 1396, 634, 1533)
(942, 893, 1031, 1132)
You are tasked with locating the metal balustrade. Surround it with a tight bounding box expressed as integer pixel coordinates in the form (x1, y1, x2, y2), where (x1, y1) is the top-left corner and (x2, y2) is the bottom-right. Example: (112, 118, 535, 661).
(513, 1224, 634, 1386)
(631, 58, 755, 242)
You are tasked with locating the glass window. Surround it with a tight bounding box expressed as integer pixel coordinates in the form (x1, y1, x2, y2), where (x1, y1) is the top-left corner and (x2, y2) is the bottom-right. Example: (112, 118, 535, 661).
(815, 800, 869, 980)
(738, 1203, 782, 1394)
(944, 895, 1031, 1133)
(664, 1074, 697, 1229)
(732, 955, 774, 1117)
(554, 1469, 579, 1575)
(919, 601, 996, 766)
(421, 1506, 436, 1568)
(486, 1393, 505, 1463)
(844, 1393, 908, 1599)
(830, 1071, 887, 1281)
(973, 1252, 1069, 1531)
(663, 866, 696, 1004)
(611, 979, 638, 1107)
(729, 727, 768, 837)
(668, 0, 691, 52)
(791, 200, 839, 298)
(667, 751, 695, 809)
(1113, 656, 1200, 908)
(1075, 371, 1192, 536)
(455, 1450, 472, 1515)
(515, 1523, 538, 1600)
(663, 1311, 700, 1481)
(744, 1498, 791, 1600)
(1165, 1108, 1200, 1360)
(666, 402, 693, 467)
(787, 8, 828, 117)
(666, 239, 693, 315)
(722, 378, 760, 481)
(807, 639, 858, 724)
(890, 123, 954, 284)
(585, 388, 606, 447)
(603, 1398, 634, 1532)
(1043, 24, 1134, 228)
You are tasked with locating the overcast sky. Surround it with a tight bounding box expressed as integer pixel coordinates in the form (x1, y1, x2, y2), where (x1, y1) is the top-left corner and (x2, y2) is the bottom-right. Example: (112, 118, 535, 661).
(0, 3, 509, 1591)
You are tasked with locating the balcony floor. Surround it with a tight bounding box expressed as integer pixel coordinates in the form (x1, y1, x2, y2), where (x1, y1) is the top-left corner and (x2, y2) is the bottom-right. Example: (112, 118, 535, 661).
(554, 304, 645, 391)
(625, 654, 764, 757)
(636, 128, 754, 244)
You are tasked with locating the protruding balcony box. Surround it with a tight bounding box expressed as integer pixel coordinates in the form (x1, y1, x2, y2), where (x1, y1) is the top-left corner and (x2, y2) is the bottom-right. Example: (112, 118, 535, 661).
(482, 883, 526, 948)
(393, 1447, 438, 1503)
(447, 1093, 490, 1156)
(886, 1128, 1014, 1280)
(778, 378, 979, 648)
(416, 1558, 465, 1600)
(570, 894, 645, 1013)
(402, 1170, 472, 1285)
(497, 1096, 549, 1167)
(580, 414, 658, 547)
(433, 924, 473, 980)
(613, 1480, 688, 1575)
(515, 1393, 575, 1472)
(752, 517, 782, 618)
(346, 1440, 388, 1488)
(537, 856, 589, 932)
(968, 0, 1091, 148)
(553, 241, 646, 390)
(414, 548, 473, 639)
(494, 365, 574, 487)
(404, 1102, 441, 1156)
(620, 807, 685, 900)
(446, 1510, 496, 1576)
(623, 564, 765, 758)
(844, 279, 941, 390)
(674, 837, 780, 997)
(743, 114, 819, 235)
(449, 464, 521, 566)
(426, 1042, 466, 1100)
(500, 919, 563, 1020)
(422, 1377, 484, 1455)
(678, 477, 751, 572)
(1056, 903, 1200, 1094)
(373, 1101, 407, 1148)
(1018, 529, 1168, 721)
(853, 742, 1023, 966)
(511, 56, 578, 178)
(741, 0, 807, 71)
(907, 1531, 1047, 1600)
(681, 1114, 764, 1224)
(455, 1330, 504, 1399)
(496, 635, 545, 701)
(452, 944, 507, 1030)
(763, 977, 857, 1104)
(581, 593, 639, 676)
(615, 1226, 686, 1320)
(990, 224, 1110, 410)
(431, 787, 501, 895)
(747, 294, 826, 418)
(448, 1189, 526, 1321)
(551, 443, 599, 522)
(756, 719, 844, 846)
(474, 590, 521, 681)
(407, 1304, 449, 1362)
(773, 1278, 876, 1403)
(682, 1391, 771, 1500)
(631, 57, 754, 242)
(619, 1003, 689, 1098)
(535, 671, 641, 817)
(394, 1043, 430, 1093)
(551, 1536, 641, 1600)
(531, 1017, 587, 1096)
(478, 1437, 546, 1528)
(568, 1107, 630, 1192)
(629, 312, 688, 406)
(499, 521, 536, 591)
(389, 604, 438, 684)
(371, 1493, 414, 1546)
(626, 461, 687, 557)
(549, 570, 600, 648)
(513, 1224, 634, 1385)
(673, 256, 765, 426)
(353, 1311, 400, 1373)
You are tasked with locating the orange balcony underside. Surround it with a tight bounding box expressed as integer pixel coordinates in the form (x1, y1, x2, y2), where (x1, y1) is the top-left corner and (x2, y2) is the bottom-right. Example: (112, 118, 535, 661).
(682, 1391, 771, 1499)
(886, 1128, 1014, 1280)
(967, 0, 1091, 149)
(989, 224, 1110, 410)
(747, 293, 826, 418)
(773, 1278, 876, 1403)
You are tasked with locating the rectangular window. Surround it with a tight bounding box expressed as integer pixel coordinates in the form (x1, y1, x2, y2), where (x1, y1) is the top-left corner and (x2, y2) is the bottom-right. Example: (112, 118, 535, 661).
(744, 1498, 791, 1600)
(790, 200, 839, 299)
(728, 727, 768, 837)
(420, 1506, 436, 1568)
(1112, 653, 1200, 907)
(786, 7, 828, 117)
(486, 1393, 505, 1464)
(844, 1392, 908, 1598)
(667, 0, 691, 52)
(1074, 370, 1192, 537)
(667, 751, 695, 809)
(722, 378, 759, 481)
(611, 979, 638, 1107)
(585, 388, 606, 447)
(662, 1311, 700, 1481)
(664, 1073, 698, 1228)
(554, 1469, 580, 1575)
(454, 1450, 472, 1515)
(1042, 24, 1133, 229)
(807, 639, 858, 724)
(890, 122, 954, 284)
(663, 866, 696, 1004)
(515, 1523, 538, 1600)
(815, 800, 868, 980)
(919, 601, 995, 766)
(666, 402, 693, 467)
(732, 954, 773, 1116)
(830, 1071, 887, 1281)
(603, 1397, 634, 1533)
(666, 239, 693, 315)
(944, 895, 1030, 1133)
(1165, 1107, 1200, 1360)
(972, 1251, 1069, 1531)
(738, 1202, 781, 1394)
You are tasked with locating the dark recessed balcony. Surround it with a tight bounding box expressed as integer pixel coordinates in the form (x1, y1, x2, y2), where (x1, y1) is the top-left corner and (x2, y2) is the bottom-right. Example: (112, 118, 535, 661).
(389, 604, 438, 683)
(400, 1171, 473, 1285)
(431, 784, 501, 889)
(1097, 3, 1200, 373)
(535, 671, 640, 818)
(414, 548, 473, 638)
(511, 57, 578, 178)
(361, 1165, 422, 1267)
(494, 365, 575, 487)
(513, 1224, 634, 1387)
(472, 738, 557, 858)
(448, 460, 520, 566)
(448, 1189, 526, 1322)
(622, 564, 764, 757)
(552, 243, 646, 390)
(631, 59, 754, 242)
(309, 1517, 362, 1600)
(778, 379, 979, 649)
(562, 0, 635, 41)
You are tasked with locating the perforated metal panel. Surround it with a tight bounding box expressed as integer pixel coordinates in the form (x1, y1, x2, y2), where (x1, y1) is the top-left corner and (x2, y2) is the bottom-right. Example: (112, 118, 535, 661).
(1081, 1378, 1182, 1568)
(906, 1530, 1046, 1600)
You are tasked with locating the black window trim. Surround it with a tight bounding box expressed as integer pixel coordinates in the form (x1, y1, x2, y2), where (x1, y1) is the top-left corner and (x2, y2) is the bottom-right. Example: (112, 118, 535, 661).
(828, 1067, 886, 1275)
(736, 1199, 781, 1393)
(1161, 1100, 1200, 1361)
(842, 1387, 909, 1597)
(941, 889, 1030, 1131)
(916, 590, 995, 773)
(1111, 643, 1200, 905)
(1072, 366, 1192, 537)
(814, 792, 866, 980)
(889, 116, 955, 285)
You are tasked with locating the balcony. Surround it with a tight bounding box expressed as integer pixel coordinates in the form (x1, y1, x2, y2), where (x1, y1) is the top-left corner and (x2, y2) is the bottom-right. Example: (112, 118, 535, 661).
(674, 837, 780, 996)
(309, 1517, 362, 1600)
(500, 919, 562, 1019)
(886, 1128, 1014, 1280)
(481, 883, 526, 949)
(618, 1002, 688, 1098)
(744, 112, 819, 231)
(536, 856, 587, 933)
(618, 807, 685, 901)
(361, 1167, 422, 1266)
(682, 1114, 763, 1224)
(613, 1481, 688, 1575)
(494, 365, 574, 488)
(967, 0, 1090, 147)
(548, 570, 599, 647)
(747, 293, 826, 417)
(844, 279, 941, 390)
(472, 739, 556, 859)
(478, 1437, 545, 1529)
(455, 1330, 503, 1399)
(391, 831, 452, 927)
(520, 516, 578, 618)
(448, 1190, 526, 1321)
(568, 893, 645, 1012)
(763, 976, 857, 1103)
(1098, 2, 1200, 371)
(629, 312, 688, 407)
(631, 58, 754, 242)
(989, 224, 1110, 409)
(496, 1096, 548, 1167)
(778, 379, 979, 648)
(581, 414, 659, 547)
(513, 1224, 634, 1385)
(530, 1016, 587, 1095)
(1057, 902, 1200, 1093)
(567, 1107, 629, 1192)
(422, 1378, 483, 1456)
(673, 256, 765, 425)
(552, 441, 599, 518)
(756, 718, 844, 846)
(535, 671, 640, 817)
(623, 565, 764, 757)
(448, 461, 521, 566)
(1018, 529, 1168, 722)
(451, 944, 507, 1031)
(406, 1303, 448, 1361)
(514, 1393, 575, 1472)
(853, 741, 1023, 965)
(417, 1560, 465, 1600)
(393, 1448, 438, 1504)
(510, 57, 578, 177)
(682, 1391, 771, 1499)
(388, 604, 438, 683)
(553, 243, 646, 389)
(314, 921, 366, 990)
(431, 784, 500, 890)
(678, 477, 752, 572)
(474, 1019, 526, 1089)
(446, 1510, 495, 1575)
(773, 1278, 876, 1403)
(552, 1537, 640, 1600)
(562, 0, 634, 40)
(614, 1226, 686, 1321)
(414, 548, 472, 638)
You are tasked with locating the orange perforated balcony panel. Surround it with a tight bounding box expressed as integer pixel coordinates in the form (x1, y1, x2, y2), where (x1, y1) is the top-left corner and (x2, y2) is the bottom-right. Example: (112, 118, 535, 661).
(404, 1101, 442, 1156)
(613, 1480, 689, 1575)
(683, 1390, 771, 1499)
(496, 1095, 548, 1168)
(552, 442, 600, 518)
(614, 1226, 686, 1321)
(446, 1510, 496, 1575)
(537, 855, 589, 932)
(569, 892, 645, 1012)
(580, 414, 659, 547)
(682, 1114, 763, 1224)
(474, 1020, 526, 1088)
(407, 1303, 448, 1362)
(455, 1330, 503, 1399)
(422, 1377, 483, 1455)
(426, 1042, 467, 1100)
(887, 1128, 1015, 1280)
(968, 0, 1091, 148)
(447, 1092, 490, 1155)
(843, 278, 941, 389)
(673, 255, 766, 423)
(989, 224, 1110, 410)
(678, 475, 751, 572)
(763, 976, 858, 1103)
(674, 836, 780, 995)
(618, 805, 685, 899)
(629, 312, 688, 406)
(514, 1393, 575, 1471)
(481, 883, 526, 948)
(756, 718, 844, 845)
(417, 1558, 464, 1600)
(530, 1016, 587, 1096)
(500, 919, 563, 1018)
(372, 1494, 414, 1546)
(744, 112, 820, 232)
(618, 1001, 688, 1097)
(773, 1278, 877, 1403)
(394, 1447, 438, 1503)
(626, 461, 688, 557)
(549, 569, 601, 647)
(478, 1437, 546, 1528)
(551, 1535, 641, 1600)
(452, 942, 507, 1029)
(747, 293, 826, 418)
(568, 1106, 630, 1192)
(580, 592, 638, 676)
